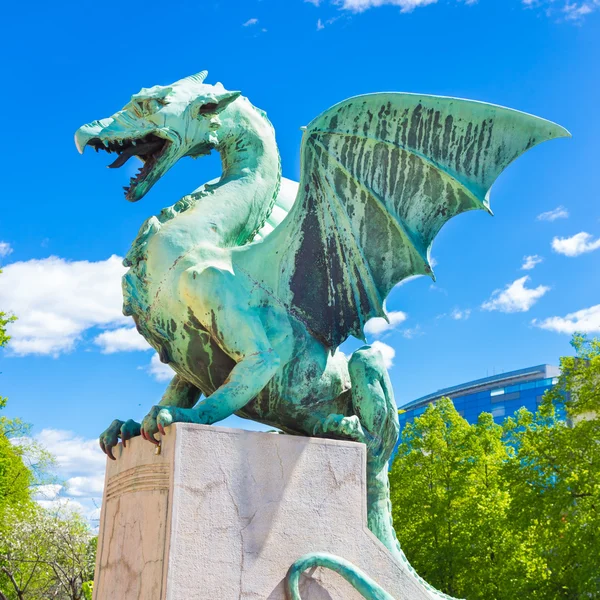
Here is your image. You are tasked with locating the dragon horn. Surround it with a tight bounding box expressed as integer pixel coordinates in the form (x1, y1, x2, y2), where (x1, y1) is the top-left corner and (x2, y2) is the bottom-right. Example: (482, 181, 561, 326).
(185, 70, 208, 84)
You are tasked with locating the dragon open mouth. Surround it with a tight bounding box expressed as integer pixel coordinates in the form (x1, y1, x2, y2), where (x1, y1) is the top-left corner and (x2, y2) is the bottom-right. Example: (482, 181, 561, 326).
(86, 133, 170, 201)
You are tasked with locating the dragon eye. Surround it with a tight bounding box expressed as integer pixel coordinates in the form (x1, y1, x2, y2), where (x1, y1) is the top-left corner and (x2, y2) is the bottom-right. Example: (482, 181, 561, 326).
(199, 102, 218, 115)
(130, 98, 168, 117)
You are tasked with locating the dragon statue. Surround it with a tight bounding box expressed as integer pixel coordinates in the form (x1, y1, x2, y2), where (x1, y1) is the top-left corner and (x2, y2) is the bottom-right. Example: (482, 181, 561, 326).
(75, 71, 567, 599)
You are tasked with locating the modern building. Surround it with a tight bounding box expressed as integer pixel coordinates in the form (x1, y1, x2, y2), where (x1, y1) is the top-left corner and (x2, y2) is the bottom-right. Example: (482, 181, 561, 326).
(398, 364, 561, 429)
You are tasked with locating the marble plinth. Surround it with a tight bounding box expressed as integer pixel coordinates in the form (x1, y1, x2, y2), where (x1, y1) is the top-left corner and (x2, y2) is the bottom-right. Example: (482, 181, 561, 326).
(93, 424, 433, 599)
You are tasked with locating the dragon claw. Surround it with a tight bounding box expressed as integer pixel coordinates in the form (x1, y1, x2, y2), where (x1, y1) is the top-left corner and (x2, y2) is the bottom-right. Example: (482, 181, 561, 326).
(314, 414, 363, 442)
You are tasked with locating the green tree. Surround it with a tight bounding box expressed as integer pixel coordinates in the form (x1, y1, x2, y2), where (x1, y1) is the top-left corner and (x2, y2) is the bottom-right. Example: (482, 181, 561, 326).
(0, 268, 30, 511)
(0, 269, 16, 350)
(0, 505, 96, 600)
(503, 334, 600, 599)
(390, 398, 515, 599)
(390, 335, 600, 599)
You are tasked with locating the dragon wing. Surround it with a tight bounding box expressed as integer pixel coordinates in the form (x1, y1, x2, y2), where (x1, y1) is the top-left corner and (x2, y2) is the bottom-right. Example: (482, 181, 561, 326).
(239, 93, 568, 348)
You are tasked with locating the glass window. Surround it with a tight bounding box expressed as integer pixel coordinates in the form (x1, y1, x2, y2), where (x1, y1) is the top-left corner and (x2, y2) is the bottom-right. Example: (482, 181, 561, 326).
(552, 377, 559, 385)
(492, 391, 518, 403)
(520, 381, 536, 390)
(491, 388, 504, 397)
(491, 406, 505, 418)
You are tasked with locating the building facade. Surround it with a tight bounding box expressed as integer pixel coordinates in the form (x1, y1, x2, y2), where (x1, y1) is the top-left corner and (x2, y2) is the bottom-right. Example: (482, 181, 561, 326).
(398, 364, 560, 429)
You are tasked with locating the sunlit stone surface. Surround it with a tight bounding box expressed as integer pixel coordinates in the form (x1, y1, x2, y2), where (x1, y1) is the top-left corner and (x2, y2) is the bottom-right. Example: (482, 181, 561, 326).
(93, 424, 433, 599)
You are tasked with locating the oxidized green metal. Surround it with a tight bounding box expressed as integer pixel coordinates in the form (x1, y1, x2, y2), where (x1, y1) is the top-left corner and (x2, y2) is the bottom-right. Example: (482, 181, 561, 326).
(75, 71, 568, 599)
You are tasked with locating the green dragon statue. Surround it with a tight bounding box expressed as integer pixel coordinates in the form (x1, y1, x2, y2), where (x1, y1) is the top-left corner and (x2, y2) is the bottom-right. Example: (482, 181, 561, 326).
(75, 71, 568, 599)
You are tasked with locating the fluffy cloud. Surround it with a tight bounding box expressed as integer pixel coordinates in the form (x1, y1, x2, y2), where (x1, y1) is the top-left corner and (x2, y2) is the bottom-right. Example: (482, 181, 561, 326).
(23, 429, 107, 525)
(32, 484, 63, 501)
(94, 327, 150, 354)
(149, 353, 175, 382)
(523, 0, 599, 19)
(533, 304, 600, 334)
(364, 310, 407, 336)
(336, 0, 438, 12)
(64, 475, 106, 498)
(536, 205, 569, 221)
(556, 0, 599, 20)
(371, 340, 396, 368)
(552, 232, 600, 257)
(313, 0, 598, 18)
(521, 254, 543, 270)
(451, 308, 471, 320)
(401, 326, 423, 339)
(482, 276, 550, 313)
(0, 241, 13, 257)
(0, 255, 127, 356)
(35, 429, 106, 478)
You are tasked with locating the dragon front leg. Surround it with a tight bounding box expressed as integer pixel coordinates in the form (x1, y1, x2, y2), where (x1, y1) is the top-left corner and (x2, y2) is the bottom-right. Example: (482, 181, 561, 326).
(139, 267, 288, 443)
(140, 345, 281, 439)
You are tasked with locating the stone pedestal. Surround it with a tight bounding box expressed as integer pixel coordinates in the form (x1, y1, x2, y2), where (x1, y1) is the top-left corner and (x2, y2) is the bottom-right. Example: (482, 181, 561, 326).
(93, 424, 433, 599)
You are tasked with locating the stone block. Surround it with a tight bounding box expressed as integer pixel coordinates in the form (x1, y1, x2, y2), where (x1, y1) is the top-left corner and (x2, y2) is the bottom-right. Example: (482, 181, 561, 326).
(93, 424, 432, 599)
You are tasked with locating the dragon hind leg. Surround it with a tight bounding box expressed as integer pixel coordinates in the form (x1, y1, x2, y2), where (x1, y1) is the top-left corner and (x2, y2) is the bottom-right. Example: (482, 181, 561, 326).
(313, 345, 400, 551)
(307, 346, 453, 599)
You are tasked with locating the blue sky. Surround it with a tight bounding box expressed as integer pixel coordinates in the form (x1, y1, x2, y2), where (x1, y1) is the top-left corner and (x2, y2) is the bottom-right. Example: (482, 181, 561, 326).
(1, 0, 599, 520)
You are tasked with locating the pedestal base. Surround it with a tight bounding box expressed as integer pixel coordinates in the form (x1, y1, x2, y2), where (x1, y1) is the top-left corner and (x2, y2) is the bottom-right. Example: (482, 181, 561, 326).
(93, 424, 433, 599)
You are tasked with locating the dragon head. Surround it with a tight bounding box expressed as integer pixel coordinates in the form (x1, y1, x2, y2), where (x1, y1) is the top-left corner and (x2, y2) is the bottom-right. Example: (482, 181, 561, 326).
(75, 71, 240, 202)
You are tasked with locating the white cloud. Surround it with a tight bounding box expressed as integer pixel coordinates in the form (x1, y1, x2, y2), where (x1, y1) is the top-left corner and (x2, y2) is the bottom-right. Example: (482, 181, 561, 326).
(336, 0, 438, 12)
(94, 327, 150, 354)
(523, 0, 599, 19)
(149, 353, 175, 382)
(317, 18, 325, 29)
(0, 241, 13, 257)
(371, 340, 395, 368)
(533, 304, 600, 334)
(521, 254, 543, 270)
(536, 205, 569, 221)
(401, 326, 422, 339)
(562, 1, 598, 19)
(451, 308, 471, 320)
(243, 18, 259, 26)
(64, 475, 105, 498)
(0, 255, 127, 356)
(32, 484, 63, 501)
(482, 276, 550, 313)
(37, 498, 100, 523)
(552, 232, 600, 257)
(314, 0, 597, 18)
(17, 429, 107, 525)
(364, 310, 407, 337)
(35, 429, 106, 478)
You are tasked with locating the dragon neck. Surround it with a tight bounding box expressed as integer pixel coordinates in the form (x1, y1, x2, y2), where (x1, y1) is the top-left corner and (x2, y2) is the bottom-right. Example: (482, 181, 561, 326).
(198, 97, 281, 247)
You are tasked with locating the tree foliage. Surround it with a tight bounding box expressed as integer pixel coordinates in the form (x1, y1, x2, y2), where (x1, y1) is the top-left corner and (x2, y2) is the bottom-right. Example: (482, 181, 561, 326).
(0, 270, 16, 350)
(0, 506, 95, 600)
(0, 272, 95, 599)
(390, 335, 600, 599)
